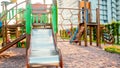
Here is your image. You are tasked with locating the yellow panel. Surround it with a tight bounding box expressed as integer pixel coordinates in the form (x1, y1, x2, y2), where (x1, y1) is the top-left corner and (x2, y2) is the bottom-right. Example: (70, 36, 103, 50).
(80, 1, 91, 9)
(10, 0, 17, 3)
(86, 2, 91, 9)
(80, 1, 84, 8)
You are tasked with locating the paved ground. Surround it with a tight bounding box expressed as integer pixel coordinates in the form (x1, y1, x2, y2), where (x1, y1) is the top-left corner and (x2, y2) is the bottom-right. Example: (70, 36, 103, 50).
(0, 48, 26, 68)
(0, 42, 120, 68)
(58, 42, 120, 68)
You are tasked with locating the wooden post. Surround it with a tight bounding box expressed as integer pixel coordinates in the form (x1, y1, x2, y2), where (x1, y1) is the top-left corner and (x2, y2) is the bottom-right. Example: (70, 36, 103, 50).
(89, 26, 92, 45)
(89, 2, 92, 46)
(16, 2, 19, 39)
(26, 34, 30, 68)
(96, 0, 101, 47)
(26, 0, 30, 67)
(5, 4, 8, 45)
(78, 1, 81, 46)
(26, 34, 30, 54)
(84, 0, 87, 46)
(2, 4, 5, 46)
(96, 8, 101, 47)
(96, 8, 98, 46)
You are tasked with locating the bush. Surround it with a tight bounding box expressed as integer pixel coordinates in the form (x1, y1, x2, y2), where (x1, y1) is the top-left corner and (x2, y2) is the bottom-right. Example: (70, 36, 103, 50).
(104, 45, 120, 54)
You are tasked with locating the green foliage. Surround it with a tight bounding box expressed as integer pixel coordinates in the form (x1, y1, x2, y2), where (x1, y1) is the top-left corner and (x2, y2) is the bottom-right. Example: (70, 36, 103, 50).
(105, 22, 120, 44)
(17, 41, 26, 48)
(59, 28, 76, 39)
(104, 45, 120, 54)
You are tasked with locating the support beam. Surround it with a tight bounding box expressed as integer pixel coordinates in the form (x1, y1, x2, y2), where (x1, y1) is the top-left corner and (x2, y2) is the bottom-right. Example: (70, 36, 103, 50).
(5, 4, 8, 45)
(90, 27, 92, 45)
(96, 8, 101, 47)
(96, 0, 101, 47)
(78, 1, 81, 46)
(84, 0, 87, 46)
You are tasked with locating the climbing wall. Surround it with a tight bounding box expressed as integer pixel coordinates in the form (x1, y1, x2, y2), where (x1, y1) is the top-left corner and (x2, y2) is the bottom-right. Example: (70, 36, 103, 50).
(57, 0, 80, 41)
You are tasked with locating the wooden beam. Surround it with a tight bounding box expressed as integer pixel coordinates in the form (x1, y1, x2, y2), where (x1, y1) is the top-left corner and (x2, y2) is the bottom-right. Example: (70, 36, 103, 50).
(84, 0, 87, 46)
(6, 24, 24, 28)
(0, 34, 26, 54)
(78, 1, 81, 46)
(5, 4, 8, 45)
(96, 8, 101, 47)
(89, 3, 92, 46)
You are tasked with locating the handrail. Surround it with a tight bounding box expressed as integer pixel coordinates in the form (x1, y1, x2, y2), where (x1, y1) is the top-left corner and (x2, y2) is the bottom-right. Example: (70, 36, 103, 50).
(7, 10, 25, 24)
(0, 34, 26, 54)
(0, 1, 26, 21)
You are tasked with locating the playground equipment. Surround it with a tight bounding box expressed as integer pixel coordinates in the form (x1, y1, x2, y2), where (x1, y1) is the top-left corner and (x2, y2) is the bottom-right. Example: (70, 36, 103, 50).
(70, 23, 85, 43)
(58, 0, 115, 47)
(0, 34, 26, 53)
(58, 0, 97, 46)
(25, 0, 63, 68)
(0, 1, 26, 51)
(0, 0, 116, 67)
(27, 25, 63, 68)
(0, 0, 63, 67)
(77, 0, 114, 46)
(0, 1, 25, 46)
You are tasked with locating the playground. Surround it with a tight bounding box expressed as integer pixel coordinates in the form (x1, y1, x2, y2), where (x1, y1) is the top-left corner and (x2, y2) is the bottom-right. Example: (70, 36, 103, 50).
(0, 0, 120, 68)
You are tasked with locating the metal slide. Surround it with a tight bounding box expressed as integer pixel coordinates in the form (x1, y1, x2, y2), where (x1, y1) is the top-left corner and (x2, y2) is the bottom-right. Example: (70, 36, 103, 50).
(70, 26, 85, 43)
(0, 34, 26, 54)
(28, 29, 60, 67)
(70, 27, 79, 43)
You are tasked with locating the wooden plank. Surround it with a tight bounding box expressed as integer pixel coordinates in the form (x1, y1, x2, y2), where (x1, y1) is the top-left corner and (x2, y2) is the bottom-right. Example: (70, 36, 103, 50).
(0, 34, 26, 54)
(33, 23, 52, 29)
(7, 24, 24, 28)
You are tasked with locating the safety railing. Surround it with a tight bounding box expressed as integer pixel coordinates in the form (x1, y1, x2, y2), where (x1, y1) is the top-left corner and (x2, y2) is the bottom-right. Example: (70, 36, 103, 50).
(0, 1, 26, 46)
